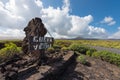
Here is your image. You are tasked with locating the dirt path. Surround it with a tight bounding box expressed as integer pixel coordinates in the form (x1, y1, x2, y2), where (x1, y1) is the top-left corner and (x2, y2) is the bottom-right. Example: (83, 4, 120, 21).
(87, 45, 120, 54)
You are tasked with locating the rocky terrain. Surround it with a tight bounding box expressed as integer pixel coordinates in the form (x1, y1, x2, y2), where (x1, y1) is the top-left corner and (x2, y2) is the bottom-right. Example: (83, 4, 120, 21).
(62, 55, 120, 80)
(0, 51, 75, 80)
(0, 50, 120, 80)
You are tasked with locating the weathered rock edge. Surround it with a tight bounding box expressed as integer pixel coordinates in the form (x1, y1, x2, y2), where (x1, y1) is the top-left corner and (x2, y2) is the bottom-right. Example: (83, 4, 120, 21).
(0, 51, 77, 80)
(40, 51, 77, 80)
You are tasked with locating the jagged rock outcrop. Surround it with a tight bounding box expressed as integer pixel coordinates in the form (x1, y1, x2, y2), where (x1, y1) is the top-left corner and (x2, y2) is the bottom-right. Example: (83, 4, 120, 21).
(22, 17, 47, 54)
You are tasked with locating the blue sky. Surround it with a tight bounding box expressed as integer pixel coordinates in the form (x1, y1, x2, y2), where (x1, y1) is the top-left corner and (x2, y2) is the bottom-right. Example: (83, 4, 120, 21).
(42, 0, 120, 34)
(0, 0, 120, 39)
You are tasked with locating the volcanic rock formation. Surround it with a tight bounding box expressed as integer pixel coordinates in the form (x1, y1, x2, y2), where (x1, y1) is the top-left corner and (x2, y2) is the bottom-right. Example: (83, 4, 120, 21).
(22, 17, 47, 54)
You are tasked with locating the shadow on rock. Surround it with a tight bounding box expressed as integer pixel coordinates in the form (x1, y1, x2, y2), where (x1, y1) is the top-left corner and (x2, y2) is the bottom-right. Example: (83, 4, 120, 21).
(18, 65, 39, 80)
(60, 61, 84, 80)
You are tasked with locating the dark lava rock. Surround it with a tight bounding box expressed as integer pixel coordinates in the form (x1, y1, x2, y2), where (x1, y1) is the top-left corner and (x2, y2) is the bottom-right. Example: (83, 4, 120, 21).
(5, 71, 18, 80)
(22, 17, 47, 54)
(0, 42, 5, 49)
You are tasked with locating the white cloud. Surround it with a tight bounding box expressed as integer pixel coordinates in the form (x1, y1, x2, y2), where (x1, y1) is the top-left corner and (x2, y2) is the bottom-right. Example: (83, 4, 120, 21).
(68, 15, 93, 36)
(104, 16, 113, 23)
(88, 26, 107, 38)
(62, 0, 70, 13)
(109, 27, 120, 39)
(0, 28, 25, 39)
(108, 31, 120, 39)
(41, 6, 107, 38)
(0, 0, 108, 39)
(108, 21, 116, 26)
(0, 0, 43, 29)
(118, 27, 120, 30)
(101, 16, 116, 26)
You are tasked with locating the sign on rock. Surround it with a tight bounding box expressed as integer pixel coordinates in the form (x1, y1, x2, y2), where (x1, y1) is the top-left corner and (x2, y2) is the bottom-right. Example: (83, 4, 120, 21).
(23, 17, 54, 51)
(29, 36, 54, 50)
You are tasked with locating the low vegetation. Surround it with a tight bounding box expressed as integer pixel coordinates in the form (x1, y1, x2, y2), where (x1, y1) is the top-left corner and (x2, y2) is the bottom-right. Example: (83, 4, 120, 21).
(77, 55, 87, 65)
(47, 47, 55, 53)
(0, 39, 120, 67)
(86, 48, 97, 56)
(61, 47, 69, 51)
(69, 43, 89, 54)
(68, 42, 120, 67)
(55, 40, 120, 49)
(92, 51, 120, 67)
(0, 42, 22, 63)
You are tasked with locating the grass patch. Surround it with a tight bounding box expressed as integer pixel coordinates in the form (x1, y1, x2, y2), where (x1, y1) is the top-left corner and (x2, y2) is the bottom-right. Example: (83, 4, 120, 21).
(92, 51, 120, 66)
(69, 43, 89, 54)
(68, 42, 120, 67)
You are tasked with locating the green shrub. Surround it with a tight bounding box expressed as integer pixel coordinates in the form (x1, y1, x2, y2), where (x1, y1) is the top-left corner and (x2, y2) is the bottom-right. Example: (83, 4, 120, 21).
(61, 47, 69, 51)
(0, 42, 21, 62)
(92, 51, 110, 60)
(55, 40, 72, 47)
(92, 51, 101, 58)
(53, 44, 61, 49)
(77, 55, 87, 65)
(47, 47, 55, 53)
(69, 43, 79, 51)
(86, 48, 97, 56)
(69, 43, 89, 54)
(107, 53, 120, 66)
(92, 50, 120, 66)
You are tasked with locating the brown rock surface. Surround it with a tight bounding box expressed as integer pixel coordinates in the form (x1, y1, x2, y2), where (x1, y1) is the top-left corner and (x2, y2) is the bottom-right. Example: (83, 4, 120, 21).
(62, 55, 120, 80)
(1, 51, 120, 80)
(22, 17, 47, 54)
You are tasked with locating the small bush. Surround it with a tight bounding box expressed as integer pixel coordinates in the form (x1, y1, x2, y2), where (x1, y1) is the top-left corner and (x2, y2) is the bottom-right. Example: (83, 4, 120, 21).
(86, 48, 97, 56)
(92, 50, 120, 66)
(55, 40, 72, 47)
(0, 42, 21, 62)
(69, 43, 79, 51)
(77, 55, 87, 65)
(61, 47, 69, 51)
(69, 43, 89, 54)
(92, 51, 101, 58)
(47, 47, 55, 53)
(53, 44, 61, 49)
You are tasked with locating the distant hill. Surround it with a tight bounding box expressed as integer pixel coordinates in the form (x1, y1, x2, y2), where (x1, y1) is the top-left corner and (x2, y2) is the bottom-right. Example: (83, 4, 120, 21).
(52, 36, 120, 40)
(56, 36, 99, 40)
(71, 36, 99, 40)
(72, 37, 85, 40)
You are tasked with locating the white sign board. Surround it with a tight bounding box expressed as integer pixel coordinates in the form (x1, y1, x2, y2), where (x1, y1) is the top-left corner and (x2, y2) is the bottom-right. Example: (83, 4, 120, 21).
(29, 36, 54, 51)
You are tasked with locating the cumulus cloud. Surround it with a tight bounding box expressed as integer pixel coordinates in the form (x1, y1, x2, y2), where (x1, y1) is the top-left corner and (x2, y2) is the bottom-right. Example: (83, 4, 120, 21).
(88, 26, 107, 38)
(41, 6, 107, 38)
(101, 16, 116, 26)
(108, 27, 120, 39)
(0, 28, 24, 39)
(118, 27, 120, 30)
(0, 0, 108, 39)
(108, 31, 120, 39)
